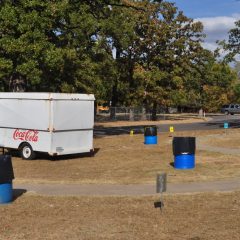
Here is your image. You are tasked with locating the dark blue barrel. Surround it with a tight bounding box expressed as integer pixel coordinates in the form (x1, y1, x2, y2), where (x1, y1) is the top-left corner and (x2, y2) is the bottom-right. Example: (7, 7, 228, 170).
(144, 126, 157, 145)
(0, 182, 13, 203)
(174, 154, 195, 169)
(173, 137, 196, 169)
(0, 155, 14, 204)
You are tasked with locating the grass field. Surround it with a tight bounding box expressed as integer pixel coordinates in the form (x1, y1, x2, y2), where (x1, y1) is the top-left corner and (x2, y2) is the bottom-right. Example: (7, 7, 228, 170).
(200, 131, 240, 149)
(0, 191, 239, 240)
(2, 126, 240, 240)
(11, 129, 240, 184)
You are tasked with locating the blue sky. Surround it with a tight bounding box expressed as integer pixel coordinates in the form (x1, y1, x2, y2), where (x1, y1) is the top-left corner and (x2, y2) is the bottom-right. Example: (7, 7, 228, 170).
(173, 0, 240, 52)
(174, 0, 240, 18)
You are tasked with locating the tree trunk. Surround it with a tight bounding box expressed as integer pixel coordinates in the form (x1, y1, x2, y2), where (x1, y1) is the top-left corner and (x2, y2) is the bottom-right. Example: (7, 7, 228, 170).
(141, 106, 147, 121)
(110, 107, 116, 120)
(1, 80, 8, 91)
(110, 84, 118, 120)
(198, 108, 203, 117)
(9, 74, 26, 92)
(151, 102, 158, 121)
(110, 47, 121, 120)
(129, 107, 134, 121)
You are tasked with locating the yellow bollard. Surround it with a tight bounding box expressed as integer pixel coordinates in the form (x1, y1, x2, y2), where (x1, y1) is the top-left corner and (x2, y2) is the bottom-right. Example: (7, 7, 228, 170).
(130, 130, 134, 136)
(170, 126, 174, 133)
(169, 126, 174, 137)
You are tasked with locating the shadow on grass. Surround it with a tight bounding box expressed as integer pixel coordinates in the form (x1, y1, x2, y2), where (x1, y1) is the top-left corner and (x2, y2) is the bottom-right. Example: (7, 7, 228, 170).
(169, 162, 174, 168)
(8, 148, 101, 161)
(13, 188, 27, 201)
(94, 125, 145, 138)
(49, 148, 101, 161)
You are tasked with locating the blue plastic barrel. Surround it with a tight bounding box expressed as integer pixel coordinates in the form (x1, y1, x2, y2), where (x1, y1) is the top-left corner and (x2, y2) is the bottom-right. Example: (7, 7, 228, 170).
(145, 136, 158, 144)
(174, 154, 195, 169)
(0, 155, 14, 204)
(144, 126, 158, 145)
(0, 182, 13, 204)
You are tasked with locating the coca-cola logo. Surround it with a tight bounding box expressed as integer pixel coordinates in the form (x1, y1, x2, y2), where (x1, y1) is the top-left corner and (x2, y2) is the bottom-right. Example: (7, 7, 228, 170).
(13, 129, 39, 142)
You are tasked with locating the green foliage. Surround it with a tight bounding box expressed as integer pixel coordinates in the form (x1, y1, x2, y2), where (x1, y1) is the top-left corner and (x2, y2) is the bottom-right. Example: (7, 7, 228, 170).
(126, 1, 205, 117)
(218, 20, 240, 62)
(234, 61, 240, 80)
(0, 0, 238, 115)
(194, 59, 237, 112)
(0, 0, 104, 93)
(233, 84, 240, 102)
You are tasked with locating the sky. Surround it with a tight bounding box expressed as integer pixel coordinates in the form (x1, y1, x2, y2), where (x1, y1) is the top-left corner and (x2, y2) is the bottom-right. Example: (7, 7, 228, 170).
(174, 0, 240, 52)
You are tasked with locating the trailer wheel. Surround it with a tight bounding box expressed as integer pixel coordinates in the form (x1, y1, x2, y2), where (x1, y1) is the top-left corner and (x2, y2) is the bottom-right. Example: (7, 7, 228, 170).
(20, 143, 36, 160)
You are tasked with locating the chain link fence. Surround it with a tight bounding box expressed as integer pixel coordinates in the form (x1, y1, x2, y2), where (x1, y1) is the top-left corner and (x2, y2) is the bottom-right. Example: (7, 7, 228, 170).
(95, 106, 201, 122)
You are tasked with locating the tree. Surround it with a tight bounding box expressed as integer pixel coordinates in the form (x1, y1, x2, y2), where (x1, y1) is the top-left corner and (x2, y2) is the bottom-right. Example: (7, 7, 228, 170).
(216, 20, 240, 107)
(202, 62, 237, 111)
(234, 61, 240, 79)
(0, 1, 66, 91)
(0, 0, 235, 117)
(182, 48, 237, 112)
(0, 0, 106, 94)
(96, 1, 143, 118)
(230, 61, 240, 102)
(218, 20, 240, 62)
(128, 1, 205, 119)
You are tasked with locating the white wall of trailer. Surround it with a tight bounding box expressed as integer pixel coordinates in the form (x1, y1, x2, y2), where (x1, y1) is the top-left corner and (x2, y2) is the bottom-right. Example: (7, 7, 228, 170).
(52, 100, 94, 131)
(0, 98, 50, 130)
(0, 93, 95, 155)
(51, 131, 93, 155)
(0, 129, 52, 153)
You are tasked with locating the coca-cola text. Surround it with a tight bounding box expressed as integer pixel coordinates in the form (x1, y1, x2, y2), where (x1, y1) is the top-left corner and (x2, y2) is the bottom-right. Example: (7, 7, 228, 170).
(13, 129, 39, 142)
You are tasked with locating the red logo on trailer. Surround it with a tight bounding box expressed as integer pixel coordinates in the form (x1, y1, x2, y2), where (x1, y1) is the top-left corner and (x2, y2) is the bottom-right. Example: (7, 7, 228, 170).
(13, 129, 39, 142)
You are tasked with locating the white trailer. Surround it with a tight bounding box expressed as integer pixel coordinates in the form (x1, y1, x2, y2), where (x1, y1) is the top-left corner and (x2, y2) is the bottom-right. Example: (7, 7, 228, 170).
(0, 92, 95, 159)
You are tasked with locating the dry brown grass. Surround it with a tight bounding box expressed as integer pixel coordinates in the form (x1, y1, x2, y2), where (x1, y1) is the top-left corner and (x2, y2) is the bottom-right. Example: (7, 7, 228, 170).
(200, 129, 240, 149)
(3, 122, 240, 240)
(11, 129, 240, 184)
(0, 191, 239, 240)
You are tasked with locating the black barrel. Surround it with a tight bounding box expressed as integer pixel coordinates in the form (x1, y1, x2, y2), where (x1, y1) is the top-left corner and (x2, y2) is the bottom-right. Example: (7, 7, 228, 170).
(0, 155, 14, 203)
(144, 126, 157, 136)
(0, 155, 14, 183)
(173, 137, 195, 156)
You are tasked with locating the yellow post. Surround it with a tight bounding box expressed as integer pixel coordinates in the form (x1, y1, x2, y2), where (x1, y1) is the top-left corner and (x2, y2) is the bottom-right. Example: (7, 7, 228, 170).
(169, 126, 174, 137)
(130, 130, 134, 136)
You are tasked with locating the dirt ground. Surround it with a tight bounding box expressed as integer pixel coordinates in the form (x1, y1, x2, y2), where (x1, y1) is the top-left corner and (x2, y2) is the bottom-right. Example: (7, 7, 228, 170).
(0, 191, 239, 240)
(11, 129, 240, 184)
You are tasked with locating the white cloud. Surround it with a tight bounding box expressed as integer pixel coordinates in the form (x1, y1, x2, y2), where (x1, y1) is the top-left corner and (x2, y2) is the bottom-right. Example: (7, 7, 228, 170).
(195, 15, 239, 52)
(201, 42, 218, 52)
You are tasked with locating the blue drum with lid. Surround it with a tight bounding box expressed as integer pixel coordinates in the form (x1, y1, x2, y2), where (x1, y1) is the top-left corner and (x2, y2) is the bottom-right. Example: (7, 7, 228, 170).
(0, 155, 14, 203)
(144, 126, 158, 145)
(173, 137, 196, 169)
